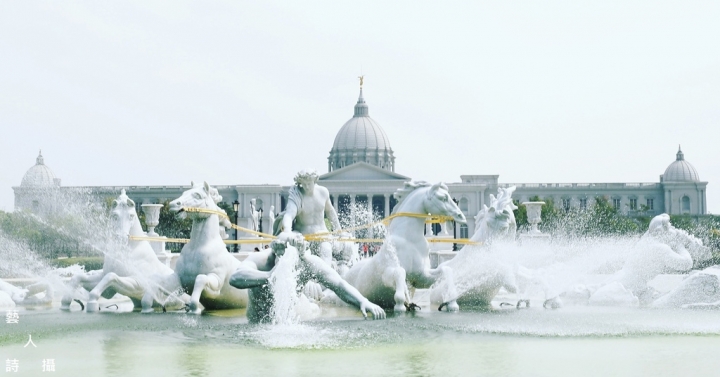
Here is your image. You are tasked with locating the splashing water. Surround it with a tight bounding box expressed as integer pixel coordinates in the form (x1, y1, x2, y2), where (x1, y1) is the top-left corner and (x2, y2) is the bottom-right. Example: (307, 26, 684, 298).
(268, 245, 301, 325)
(0, 231, 49, 279)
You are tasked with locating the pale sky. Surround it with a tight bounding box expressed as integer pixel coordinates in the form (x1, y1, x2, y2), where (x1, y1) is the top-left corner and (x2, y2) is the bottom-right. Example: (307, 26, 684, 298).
(1, 1, 718, 213)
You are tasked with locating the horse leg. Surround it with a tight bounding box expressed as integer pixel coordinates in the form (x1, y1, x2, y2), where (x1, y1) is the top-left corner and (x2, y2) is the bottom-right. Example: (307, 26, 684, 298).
(155, 274, 187, 311)
(424, 266, 459, 312)
(60, 271, 103, 311)
(87, 273, 141, 312)
(188, 273, 221, 314)
(140, 291, 155, 314)
(382, 266, 409, 312)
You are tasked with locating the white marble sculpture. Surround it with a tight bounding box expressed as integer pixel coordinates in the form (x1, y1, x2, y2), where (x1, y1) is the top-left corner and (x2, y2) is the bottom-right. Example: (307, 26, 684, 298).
(271, 169, 352, 298)
(229, 233, 386, 323)
(248, 198, 259, 234)
(429, 186, 560, 309)
(169, 182, 248, 313)
(652, 266, 720, 309)
(268, 205, 276, 227)
(61, 189, 186, 313)
(429, 186, 520, 309)
(0, 279, 53, 308)
(344, 181, 467, 312)
(485, 192, 518, 241)
(568, 214, 701, 307)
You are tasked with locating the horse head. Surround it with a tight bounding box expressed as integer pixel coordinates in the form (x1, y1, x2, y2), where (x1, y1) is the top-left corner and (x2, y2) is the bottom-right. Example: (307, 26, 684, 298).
(110, 189, 142, 239)
(423, 182, 466, 224)
(169, 181, 221, 220)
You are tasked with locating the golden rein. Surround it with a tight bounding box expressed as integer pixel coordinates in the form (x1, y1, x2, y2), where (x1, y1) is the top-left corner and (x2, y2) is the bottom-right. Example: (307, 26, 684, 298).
(129, 207, 478, 245)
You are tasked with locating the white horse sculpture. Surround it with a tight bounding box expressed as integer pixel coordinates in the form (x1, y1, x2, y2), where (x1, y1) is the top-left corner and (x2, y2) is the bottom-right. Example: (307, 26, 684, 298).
(169, 182, 248, 313)
(344, 181, 466, 312)
(430, 186, 523, 309)
(483, 191, 518, 242)
(61, 189, 186, 313)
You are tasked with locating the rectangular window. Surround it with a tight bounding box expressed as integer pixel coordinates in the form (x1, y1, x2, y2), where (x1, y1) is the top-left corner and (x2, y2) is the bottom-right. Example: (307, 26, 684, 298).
(579, 198, 587, 210)
(459, 224, 468, 239)
(629, 198, 637, 210)
(646, 198, 654, 210)
(612, 198, 621, 210)
(562, 198, 570, 211)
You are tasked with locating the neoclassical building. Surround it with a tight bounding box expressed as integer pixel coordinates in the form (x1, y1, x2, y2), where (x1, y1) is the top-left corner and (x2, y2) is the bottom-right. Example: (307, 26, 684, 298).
(14, 87, 709, 242)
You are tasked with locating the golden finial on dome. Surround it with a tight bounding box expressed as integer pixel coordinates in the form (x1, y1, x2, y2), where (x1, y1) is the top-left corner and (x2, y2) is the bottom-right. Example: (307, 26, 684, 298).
(358, 75, 364, 88)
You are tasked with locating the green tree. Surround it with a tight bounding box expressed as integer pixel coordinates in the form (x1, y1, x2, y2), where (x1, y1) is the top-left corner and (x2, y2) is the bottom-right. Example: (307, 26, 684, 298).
(154, 201, 193, 252)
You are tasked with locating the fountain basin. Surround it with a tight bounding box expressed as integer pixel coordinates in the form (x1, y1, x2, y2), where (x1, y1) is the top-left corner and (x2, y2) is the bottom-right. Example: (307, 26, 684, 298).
(2, 297, 720, 376)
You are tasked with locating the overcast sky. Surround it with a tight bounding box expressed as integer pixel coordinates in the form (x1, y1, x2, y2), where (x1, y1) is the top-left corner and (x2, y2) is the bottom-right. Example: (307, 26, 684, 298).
(1, 1, 718, 213)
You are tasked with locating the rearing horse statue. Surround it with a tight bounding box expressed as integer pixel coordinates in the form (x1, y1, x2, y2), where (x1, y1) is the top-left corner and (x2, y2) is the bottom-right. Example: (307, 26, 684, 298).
(344, 181, 466, 311)
(169, 182, 248, 313)
(430, 186, 521, 309)
(61, 189, 186, 313)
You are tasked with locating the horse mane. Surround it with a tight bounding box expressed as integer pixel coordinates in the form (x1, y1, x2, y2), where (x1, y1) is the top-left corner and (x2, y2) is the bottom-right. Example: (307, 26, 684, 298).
(392, 181, 432, 213)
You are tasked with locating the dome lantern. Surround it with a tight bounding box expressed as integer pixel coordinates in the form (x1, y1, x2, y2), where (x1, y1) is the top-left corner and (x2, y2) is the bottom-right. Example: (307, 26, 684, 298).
(21, 150, 60, 187)
(327, 83, 395, 172)
(663, 145, 700, 182)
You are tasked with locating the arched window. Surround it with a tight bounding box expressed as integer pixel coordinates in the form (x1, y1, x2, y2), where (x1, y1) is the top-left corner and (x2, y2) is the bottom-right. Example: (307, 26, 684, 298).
(459, 198, 469, 212)
(682, 196, 691, 213)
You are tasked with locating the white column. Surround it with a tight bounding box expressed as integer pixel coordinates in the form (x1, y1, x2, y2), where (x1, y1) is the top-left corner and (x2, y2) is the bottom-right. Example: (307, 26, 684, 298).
(384, 194, 390, 218)
(367, 193, 373, 216)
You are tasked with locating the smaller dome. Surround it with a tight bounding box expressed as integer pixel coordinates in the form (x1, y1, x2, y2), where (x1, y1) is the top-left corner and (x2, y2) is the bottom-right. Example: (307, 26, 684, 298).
(21, 151, 59, 187)
(663, 146, 700, 182)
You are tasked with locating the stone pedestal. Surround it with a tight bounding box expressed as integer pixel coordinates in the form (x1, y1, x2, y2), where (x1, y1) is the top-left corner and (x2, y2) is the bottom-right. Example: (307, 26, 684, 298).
(141, 203, 172, 263)
(520, 201, 550, 246)
(429, 250, 458, 268)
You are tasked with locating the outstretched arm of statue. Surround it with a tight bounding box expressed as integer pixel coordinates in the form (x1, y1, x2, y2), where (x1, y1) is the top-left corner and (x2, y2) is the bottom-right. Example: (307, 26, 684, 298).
(325, 199, 341, 232)
(229, 261, 273, 289)
(665, 243, 693, 272)
(280, 202, 298, 235)
(302, 254, 386, 319)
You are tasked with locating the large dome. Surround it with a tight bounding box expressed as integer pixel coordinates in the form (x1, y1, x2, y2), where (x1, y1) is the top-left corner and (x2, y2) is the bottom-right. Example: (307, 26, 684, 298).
(21, 151, 59, 187)
(328, 88, 395, 172)
(663, 146, 700, 182)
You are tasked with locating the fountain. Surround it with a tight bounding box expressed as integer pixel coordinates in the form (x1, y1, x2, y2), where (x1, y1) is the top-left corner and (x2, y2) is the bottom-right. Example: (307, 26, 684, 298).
(2, 175, 720, 377)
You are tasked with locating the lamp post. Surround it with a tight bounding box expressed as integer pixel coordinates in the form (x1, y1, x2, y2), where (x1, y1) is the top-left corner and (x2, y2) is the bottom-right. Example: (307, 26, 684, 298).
(232, 200, 240, 253)
(452, 198, 458, 251)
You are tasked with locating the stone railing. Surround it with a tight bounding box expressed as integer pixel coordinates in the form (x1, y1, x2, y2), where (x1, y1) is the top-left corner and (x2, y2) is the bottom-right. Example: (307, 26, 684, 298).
(499, 182, 660, 189)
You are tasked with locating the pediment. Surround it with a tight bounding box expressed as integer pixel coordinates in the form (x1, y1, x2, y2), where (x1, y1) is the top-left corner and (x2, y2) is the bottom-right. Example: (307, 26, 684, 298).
(319, 162, 410, 181)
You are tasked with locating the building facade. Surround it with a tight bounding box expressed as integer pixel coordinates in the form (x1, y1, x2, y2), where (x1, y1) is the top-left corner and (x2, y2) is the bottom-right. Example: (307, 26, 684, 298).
(14, 88, 709, 241)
